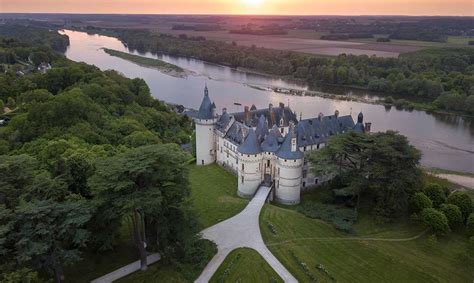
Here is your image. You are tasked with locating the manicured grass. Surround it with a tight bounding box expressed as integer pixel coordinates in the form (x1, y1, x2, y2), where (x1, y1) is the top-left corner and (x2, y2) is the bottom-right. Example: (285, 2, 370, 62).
(210, 248, 283, 283)
(260, 198, 473, 283)
(189, 164, 248, 229)
(103, 48, 184, 73)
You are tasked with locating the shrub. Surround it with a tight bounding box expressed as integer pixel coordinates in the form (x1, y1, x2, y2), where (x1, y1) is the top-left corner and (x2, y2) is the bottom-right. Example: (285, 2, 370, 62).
(467, 213, 474, 237)
(297, 202, 357, 232)
(424, 183, 447, 208)
(440, 204, 463, 228)
(422, 208, 450, 236)
(411, 192, 432, 213)
(447, 192, 473, 221)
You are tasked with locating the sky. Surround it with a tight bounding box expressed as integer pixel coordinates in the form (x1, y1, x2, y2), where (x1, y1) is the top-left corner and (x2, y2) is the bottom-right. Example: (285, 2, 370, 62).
(1, 0, 473, 16)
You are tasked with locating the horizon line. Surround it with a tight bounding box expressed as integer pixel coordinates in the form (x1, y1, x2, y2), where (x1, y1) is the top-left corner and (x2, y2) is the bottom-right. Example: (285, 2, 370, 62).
(1, 12, 473, 17)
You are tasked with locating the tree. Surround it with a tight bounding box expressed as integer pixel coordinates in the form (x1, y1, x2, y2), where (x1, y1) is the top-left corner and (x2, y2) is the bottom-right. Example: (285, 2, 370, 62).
(310, 131, 422, 218)
(0, 99, 4, 114)
(467, 213, 474, 236)
(439, 204, 463, 229)
(4, 200, 92, 283)
(422, 208, 450, 236)
(447, 192, 473, 221)
(90, 144, 192, 270)
(424, 183, 447, 208)
(411, 192, 432, 213)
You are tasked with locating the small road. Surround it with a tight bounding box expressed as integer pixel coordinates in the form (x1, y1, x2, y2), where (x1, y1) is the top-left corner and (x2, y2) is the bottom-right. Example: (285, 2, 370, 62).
(195, 186, 297, 283)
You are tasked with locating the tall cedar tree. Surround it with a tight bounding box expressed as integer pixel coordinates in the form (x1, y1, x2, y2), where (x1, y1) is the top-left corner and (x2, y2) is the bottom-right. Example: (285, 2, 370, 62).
(310, 131, 422, 218)
(90, 144, 192, 270)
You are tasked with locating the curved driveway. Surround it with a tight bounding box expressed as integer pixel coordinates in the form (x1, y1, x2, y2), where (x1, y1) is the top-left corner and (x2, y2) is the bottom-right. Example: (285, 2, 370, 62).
(195, 185, 297, 283)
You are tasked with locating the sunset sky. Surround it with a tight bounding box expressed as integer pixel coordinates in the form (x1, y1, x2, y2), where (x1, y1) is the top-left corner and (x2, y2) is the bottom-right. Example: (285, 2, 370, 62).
(1, 0, 473, 16)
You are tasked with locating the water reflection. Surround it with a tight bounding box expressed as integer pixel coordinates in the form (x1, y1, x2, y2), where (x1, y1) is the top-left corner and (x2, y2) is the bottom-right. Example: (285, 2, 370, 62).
(60, 29, 473, 173)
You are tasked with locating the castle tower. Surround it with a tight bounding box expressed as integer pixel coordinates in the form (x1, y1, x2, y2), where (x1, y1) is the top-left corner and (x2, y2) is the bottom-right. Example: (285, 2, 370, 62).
(194, 85, 218, 166)
(237, 128, 263, 198)
(275, 123, 303, 205)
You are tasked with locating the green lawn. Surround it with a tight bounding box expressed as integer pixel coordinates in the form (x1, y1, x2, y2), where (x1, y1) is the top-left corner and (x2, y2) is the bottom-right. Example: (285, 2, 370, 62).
(210, 248, 283, 283)
(189, 164, 248, 229)
(260, 188, 474, 283)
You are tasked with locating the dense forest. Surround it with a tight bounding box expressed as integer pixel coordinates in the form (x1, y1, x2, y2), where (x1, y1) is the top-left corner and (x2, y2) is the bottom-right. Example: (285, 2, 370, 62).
(0, 29, 212, 282)
(116, 29, 474, 115)
(0, 24, 70, 52)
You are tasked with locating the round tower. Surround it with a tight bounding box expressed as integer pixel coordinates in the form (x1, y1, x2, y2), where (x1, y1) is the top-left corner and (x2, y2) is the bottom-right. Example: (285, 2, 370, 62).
(275, 123, 303, 205)
(194, 86, 218, 166)
(237, 128, 263, 198)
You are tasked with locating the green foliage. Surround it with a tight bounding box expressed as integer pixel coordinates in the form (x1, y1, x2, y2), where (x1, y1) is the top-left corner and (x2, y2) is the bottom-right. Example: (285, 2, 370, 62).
(1, 199, 93, 281)
(0, 267, 44, 283)
(424, 183, 447, 208)
(0, 25, 69, 52)
(422, 208, 450, 236)
(297, 202, 357, 232)
(90, 144, 193, 258)
(439, 204, 463, 229)
(467, 213, 474, 237)
(310, 131, 423, 218)
(447, 192, 473, 221)
(411, 192, 433, 213)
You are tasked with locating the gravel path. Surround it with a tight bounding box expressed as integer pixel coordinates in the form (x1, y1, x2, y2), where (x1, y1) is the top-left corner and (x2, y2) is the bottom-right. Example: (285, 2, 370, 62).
(435, 174, 474, 190)
(195, 186, 297, 283)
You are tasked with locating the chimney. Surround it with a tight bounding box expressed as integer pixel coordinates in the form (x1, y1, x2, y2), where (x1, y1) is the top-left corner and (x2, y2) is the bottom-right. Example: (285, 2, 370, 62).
(244, 106, 250, 125)
(222, 107, 227, 115)
(365, 122, 372, 133)
(269, 103, 273, 111)
(318, 112, 324, 121)
(279, 102, 285, 109)
(334, 110, 339, 118)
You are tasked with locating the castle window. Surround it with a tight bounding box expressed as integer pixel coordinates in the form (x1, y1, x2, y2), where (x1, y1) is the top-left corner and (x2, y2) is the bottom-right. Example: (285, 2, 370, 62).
(315, 178, 319, 184)
(267, 160, 270, 167)
(278, 168, 280, 175)
(241, 176, 244, 184)
(303, 146, 306, 151)
(242, 164, 244, 171)
(317, 143, 320, 149)
(303, 170, 307, 178)
(303, 181, 306, 187)
(280, 128, 284, 134)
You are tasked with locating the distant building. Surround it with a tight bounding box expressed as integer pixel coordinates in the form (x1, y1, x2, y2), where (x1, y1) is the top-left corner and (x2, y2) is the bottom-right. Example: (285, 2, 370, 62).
(37, 62, 52, 74)
(190, 86, 367, 205)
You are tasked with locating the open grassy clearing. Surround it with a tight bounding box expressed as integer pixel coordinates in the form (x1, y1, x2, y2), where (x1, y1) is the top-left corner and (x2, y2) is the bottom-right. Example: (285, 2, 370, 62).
(261, 174, 473, 282)
(261, 204, 472, 283)
(210, 248, 283, 283)
(189, 164, 248, 229)
(68, 164, 244, 282)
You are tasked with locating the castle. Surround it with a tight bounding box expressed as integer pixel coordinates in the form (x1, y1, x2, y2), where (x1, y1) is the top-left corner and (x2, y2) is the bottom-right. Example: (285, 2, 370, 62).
(191, 86, 368, 205)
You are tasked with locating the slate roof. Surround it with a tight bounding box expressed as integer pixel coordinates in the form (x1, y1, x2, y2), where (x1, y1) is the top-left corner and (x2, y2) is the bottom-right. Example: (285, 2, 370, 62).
(352, 112, 365, 133)
(232, 103, 297, 128)
(216, 110, 232, 132)
(297, 115, 355, 147)
(196, 86, 215, 119)
(238, 128, 262, 154)
(224, 122, 247, 145)
(276, 125, 304, 159)
(261, 128, 280, 152)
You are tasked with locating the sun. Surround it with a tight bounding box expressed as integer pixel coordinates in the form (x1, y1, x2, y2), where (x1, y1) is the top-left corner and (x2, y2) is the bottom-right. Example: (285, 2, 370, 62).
(243, 0, 264, 6)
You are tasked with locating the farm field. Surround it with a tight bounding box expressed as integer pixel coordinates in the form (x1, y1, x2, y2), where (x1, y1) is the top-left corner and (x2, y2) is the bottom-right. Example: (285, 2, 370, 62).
(210, 248, 283, 283)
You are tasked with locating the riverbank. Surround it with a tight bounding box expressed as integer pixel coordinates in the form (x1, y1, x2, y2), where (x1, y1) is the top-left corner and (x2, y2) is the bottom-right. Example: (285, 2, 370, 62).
(102, 48, 191, 78)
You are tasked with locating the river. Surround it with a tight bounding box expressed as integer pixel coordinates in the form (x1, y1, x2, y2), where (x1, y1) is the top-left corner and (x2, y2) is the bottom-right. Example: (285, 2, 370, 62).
(60, 29, 474, 173)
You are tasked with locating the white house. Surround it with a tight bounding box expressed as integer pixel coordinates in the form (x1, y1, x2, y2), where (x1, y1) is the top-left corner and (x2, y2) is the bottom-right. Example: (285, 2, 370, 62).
(190, 86, 367, 205)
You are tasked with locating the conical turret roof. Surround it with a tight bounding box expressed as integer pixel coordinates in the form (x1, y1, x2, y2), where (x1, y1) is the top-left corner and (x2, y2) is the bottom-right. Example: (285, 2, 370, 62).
(238, 128, 262, 155)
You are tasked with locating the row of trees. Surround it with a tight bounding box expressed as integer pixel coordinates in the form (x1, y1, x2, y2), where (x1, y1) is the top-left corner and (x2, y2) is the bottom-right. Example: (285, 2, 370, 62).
(115, 29, 474, 115)
(0, 32, 210, 282)
(412, 183, 473, 236)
